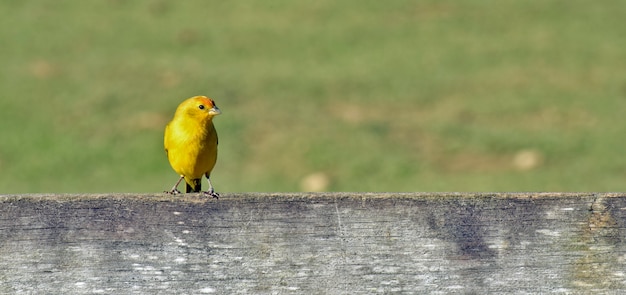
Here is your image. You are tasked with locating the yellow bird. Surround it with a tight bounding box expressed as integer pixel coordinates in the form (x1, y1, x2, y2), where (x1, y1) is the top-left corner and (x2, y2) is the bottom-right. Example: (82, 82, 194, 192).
(164, 95, 221, 198)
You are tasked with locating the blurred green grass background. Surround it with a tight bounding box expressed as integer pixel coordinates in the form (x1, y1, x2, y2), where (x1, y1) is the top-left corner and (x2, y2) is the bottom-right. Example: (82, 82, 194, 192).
(1, 0, 625, 193)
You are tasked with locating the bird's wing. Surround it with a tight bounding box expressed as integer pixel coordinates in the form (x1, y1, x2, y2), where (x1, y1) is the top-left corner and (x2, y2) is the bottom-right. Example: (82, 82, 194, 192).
(164, 123, 172, 154)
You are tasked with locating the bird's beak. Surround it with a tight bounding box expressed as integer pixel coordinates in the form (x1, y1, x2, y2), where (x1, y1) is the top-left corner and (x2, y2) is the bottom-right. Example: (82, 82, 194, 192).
(209, 106, 221, 116)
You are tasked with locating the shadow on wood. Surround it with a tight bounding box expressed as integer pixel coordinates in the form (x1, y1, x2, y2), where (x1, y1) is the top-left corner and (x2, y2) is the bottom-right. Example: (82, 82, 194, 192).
(1, 193, 625, 293)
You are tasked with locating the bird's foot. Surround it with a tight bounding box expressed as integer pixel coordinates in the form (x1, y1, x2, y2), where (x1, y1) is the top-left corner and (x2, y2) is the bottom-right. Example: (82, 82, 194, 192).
(165, 189, 181, 195)
(203, 190, 220, 199)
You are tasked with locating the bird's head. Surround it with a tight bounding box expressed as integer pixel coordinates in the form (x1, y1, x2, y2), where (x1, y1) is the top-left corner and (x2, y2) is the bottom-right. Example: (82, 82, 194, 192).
(177, 95, 222, 122)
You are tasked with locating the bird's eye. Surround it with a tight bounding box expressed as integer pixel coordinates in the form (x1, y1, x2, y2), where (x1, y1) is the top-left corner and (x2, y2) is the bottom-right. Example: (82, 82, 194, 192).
(198, 105, 205, 110)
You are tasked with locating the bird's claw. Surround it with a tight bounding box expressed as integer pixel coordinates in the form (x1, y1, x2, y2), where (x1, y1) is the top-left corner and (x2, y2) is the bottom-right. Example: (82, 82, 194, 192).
(165, 189, 181, 195)
(203, 190, 220, 199)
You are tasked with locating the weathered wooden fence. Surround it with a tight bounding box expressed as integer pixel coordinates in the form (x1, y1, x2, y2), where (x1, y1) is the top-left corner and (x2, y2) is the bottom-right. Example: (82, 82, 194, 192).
(1, 193, 625, 294)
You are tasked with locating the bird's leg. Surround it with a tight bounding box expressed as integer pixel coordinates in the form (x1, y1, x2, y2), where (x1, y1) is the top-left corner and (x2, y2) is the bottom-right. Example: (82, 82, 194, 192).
(203, 177, 220, 199)
(165, 175, 184, 194)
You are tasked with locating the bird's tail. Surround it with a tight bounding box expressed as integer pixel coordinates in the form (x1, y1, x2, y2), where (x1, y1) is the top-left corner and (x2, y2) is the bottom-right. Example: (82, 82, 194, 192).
(186, 178, 202, 193)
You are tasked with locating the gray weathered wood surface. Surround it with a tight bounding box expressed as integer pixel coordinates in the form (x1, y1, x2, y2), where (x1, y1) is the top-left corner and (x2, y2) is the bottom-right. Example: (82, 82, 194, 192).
(1, 193, 625, 294)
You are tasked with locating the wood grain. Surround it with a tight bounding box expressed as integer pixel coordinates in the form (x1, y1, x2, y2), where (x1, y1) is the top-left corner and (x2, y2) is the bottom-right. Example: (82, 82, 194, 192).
(1, 193, 625, 294)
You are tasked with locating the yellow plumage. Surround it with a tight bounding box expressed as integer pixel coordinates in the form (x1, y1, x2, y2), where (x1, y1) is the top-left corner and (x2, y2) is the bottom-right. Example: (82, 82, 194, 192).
(164, 95, 221, 197)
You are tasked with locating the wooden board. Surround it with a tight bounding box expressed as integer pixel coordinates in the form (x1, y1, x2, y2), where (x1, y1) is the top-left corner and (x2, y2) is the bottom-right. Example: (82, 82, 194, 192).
(1, 193, 625, 293)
